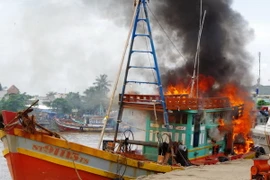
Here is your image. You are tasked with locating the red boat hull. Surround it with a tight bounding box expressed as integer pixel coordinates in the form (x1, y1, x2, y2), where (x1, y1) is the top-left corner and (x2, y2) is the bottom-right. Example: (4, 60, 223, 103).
(57, 125, 84, 132)
(5, 153, 110, 180)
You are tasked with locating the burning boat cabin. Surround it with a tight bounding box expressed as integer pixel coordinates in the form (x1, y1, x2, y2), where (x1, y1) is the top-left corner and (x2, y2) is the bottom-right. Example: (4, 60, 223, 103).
(121, 93, 244, 163)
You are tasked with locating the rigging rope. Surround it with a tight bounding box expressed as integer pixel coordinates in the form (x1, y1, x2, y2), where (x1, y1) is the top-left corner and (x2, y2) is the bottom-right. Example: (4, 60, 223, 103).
(147, 4, 187, 63)
(116, 154, 127, 180)
(98, 0, 140, 149)
(61, 135, 83, 180)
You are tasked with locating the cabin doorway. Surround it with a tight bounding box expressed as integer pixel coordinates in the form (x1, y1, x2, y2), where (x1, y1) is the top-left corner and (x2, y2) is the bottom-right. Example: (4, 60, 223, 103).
(193, 114, 201, 147)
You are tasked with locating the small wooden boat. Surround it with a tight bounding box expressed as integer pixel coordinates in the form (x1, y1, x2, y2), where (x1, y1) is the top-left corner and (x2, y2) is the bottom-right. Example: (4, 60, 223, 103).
(54, 117, 114, 132)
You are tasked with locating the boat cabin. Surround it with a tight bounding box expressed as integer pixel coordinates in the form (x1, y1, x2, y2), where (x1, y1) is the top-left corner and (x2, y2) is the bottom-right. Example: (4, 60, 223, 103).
(120, 93, 244, 164)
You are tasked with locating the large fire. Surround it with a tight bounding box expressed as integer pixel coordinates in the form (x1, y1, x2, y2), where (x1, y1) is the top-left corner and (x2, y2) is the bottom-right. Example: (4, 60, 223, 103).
(166, 75, 215, 95)
(218, 83, 254, 154)
(165, 75, 255, 154)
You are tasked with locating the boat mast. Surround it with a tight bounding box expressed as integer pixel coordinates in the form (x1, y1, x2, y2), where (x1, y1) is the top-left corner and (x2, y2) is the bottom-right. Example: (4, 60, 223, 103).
(190, 0, 206, 98)
(113, 0, 170, 142)
(196, 0, 203, 99)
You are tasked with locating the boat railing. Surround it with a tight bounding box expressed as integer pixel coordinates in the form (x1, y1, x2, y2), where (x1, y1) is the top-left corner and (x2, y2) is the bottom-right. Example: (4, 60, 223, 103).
(119, 94, 163, 103)
(166, 96, 231, 110)
(120, 94, 232, 110)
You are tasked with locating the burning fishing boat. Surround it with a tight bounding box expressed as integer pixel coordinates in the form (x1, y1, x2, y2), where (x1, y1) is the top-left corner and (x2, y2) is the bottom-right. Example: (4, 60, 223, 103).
(0, 0, 256, 179)
(119, 82, 254, 165)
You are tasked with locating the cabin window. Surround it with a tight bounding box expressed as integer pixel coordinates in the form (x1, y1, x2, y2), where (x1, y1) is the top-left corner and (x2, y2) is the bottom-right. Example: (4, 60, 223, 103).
(212, 112, 221, 124)
(168, 114, 175, 123)
(175, 113, 187, 124)
(200, 112, 205, 124)
(150, 112, 163, 123)
(219, 112, 224, 118)
(206, 113, 213, 123)
(207, 112, 227, 124)
(213, 112, 219, 119)
(200, 118, 205, 125)
(175, 113, 180, 123)
(212, 112, 227, 124)
(224, 112, 231, 121)
(181, 114, 188, 124)
(192, 114, 201, 125)
(210, 113, 214, 123)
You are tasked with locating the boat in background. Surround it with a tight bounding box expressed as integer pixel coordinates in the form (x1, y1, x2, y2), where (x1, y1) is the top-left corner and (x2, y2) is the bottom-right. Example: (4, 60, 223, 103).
(252, 118, 270, 154)
(251, 106, 270, 155)
(53, 103, 118, 132)
(54, 116, 115, 132)
(54, 102, 117, 132)
(33, 109, 58, 131)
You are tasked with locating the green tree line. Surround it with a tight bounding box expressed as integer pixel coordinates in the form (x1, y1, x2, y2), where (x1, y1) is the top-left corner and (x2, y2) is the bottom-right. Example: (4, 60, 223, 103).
(0, 74, 114, 115)
(257, 99, 270, 108)
(0, 93, 32, 112)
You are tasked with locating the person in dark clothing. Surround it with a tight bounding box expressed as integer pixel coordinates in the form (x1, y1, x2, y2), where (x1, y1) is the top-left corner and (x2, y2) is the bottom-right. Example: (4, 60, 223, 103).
(0, 113, 4, 129)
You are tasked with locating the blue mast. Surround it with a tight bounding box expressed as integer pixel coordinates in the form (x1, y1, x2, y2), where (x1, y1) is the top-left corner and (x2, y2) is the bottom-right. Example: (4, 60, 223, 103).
(114, 0, 169, 141)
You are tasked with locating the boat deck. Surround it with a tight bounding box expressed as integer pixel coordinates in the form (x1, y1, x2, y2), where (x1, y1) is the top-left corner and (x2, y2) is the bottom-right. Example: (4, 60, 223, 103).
(190, 152, 254, 165)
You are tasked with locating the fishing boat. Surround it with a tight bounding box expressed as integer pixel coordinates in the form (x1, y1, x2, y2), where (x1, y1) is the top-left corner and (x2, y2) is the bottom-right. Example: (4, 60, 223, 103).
(0, 0, 255, 180)
(32, 109, 58, 131)
(54, 116, 114, 132)
(54, 103, 116, 132)
(251, 118, 270, 154)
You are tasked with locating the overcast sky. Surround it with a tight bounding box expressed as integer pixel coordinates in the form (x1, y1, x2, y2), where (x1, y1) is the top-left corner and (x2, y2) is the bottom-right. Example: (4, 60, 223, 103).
(0, 0, 269, 96)
(232, 0, 270, 86)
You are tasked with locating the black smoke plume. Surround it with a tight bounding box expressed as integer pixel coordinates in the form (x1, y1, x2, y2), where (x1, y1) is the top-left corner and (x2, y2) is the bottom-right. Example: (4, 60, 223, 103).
(154, 0, 254, 92)
(82, 0, 254, 95)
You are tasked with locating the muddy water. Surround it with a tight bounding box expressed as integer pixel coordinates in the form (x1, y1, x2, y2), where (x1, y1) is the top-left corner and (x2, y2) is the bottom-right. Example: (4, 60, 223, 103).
(0, 132, 116, 180)
(0, 142, 10, 180)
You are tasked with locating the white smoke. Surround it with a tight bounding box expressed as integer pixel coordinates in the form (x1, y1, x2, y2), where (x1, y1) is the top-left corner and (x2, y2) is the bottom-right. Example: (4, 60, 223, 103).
(208, 127, 225, 142)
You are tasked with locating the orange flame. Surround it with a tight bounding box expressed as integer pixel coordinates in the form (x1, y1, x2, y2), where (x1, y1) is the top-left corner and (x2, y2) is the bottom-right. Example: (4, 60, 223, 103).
(219, 83, 254, 154)
(218, 83, 244, 106)
(197, 75, 215, 93)
(166, 84, 189, 95)
(165, 74, 215, 95)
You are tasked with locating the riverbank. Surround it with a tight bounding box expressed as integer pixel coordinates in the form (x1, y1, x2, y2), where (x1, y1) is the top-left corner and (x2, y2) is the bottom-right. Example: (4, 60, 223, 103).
(137, 159, 254, 180)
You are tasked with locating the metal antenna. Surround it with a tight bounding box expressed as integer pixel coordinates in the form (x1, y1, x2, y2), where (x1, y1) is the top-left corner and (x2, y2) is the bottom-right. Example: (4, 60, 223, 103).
(259, 52, 261, 86)
(255, 52, 261, 111)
